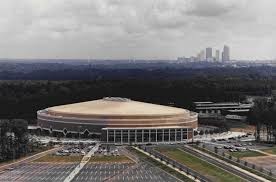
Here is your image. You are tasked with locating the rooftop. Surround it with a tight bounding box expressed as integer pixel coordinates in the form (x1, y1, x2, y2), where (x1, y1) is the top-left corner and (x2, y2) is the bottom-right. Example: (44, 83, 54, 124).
(46, 97, 188, 117)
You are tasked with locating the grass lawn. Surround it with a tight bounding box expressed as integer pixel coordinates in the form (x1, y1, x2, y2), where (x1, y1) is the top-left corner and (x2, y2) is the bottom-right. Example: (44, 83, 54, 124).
(34, 154, 82, 163)
(230, 151, 266, 158)
(261, 147, 276, 155)
(89, 155, 134, 163)
(157, 147, 245, 182)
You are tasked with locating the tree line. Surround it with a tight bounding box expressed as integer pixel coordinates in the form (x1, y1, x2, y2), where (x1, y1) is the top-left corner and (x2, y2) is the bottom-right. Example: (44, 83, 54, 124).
(249, 98, 276, 143)
(0, 77, 272, 122)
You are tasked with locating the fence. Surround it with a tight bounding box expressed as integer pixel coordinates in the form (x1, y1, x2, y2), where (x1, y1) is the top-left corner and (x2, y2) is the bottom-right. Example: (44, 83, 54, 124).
(141, 146, 212, 182)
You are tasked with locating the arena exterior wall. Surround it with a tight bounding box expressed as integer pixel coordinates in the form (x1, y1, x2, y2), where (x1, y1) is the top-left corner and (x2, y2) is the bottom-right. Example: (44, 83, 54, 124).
(37, 97, 198, 144)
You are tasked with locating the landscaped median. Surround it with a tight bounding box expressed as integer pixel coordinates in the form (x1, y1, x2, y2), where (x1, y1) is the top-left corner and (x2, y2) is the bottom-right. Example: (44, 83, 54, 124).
(34, 154, 83, 163)
(34, 153, 134, 164)
(156, 147, 246, 182)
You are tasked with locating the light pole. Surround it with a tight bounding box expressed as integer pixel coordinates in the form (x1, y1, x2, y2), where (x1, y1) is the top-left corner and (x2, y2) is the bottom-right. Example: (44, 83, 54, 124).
(78, 126, 82, 149)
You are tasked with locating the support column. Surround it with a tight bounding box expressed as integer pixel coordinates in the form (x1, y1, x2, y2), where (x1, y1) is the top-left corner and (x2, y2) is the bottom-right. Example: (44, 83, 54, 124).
(186, 128, 188, 140)
(135, 130, 137, 143)
(175, 129, 177, 142)
(181, 128, 183, 142)
(114, 130, 116, 143)
(149, 130, 151, 143)
(107, 129, 109, 143)
(169, 129, 170, 142)
(128, 130, 130, 144)
(121, 130, 123, 144)
(162, 129, 164, 142)
(142, 130, 144, 143)
(156, 129, 157, 143)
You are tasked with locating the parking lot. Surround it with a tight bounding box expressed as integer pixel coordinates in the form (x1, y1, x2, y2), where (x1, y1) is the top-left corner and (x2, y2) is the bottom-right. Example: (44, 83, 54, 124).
(72, 163, 131, 182)
(0, 162, 77, 182)
(113, 162, 182, 182)
(0, 143, 182, 182)
(201, 134, 271, 155)
(72, 162, 181, 182)
(0, 161, 180, 182)
(55, 143, 96, 156)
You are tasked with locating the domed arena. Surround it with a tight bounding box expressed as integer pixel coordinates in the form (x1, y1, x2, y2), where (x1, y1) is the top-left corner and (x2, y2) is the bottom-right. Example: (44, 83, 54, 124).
(37, 97, 198, 144)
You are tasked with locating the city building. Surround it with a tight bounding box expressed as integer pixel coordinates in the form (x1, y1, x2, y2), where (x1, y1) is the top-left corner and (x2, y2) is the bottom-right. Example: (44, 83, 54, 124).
(37, 97, 198, 144)
(222, 45, 230, 62)
(215, 50, 220, 62)
(206, 47, 212, 61)
(199, 50, 205, 61)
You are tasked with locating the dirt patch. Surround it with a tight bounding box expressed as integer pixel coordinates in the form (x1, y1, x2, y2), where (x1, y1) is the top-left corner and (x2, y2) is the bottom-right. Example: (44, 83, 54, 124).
(230, 125, 255, 133)
(242, 156, 276, 172)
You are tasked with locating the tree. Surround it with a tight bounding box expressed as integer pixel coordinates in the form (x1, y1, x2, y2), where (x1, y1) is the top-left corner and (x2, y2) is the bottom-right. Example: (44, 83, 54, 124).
(0, 119, 28, 162)
(199, 130, 204, 136)
(248, 98, 272, 142)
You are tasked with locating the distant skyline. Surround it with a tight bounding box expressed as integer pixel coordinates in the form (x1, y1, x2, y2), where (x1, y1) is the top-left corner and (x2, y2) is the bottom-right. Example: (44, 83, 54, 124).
(0, 0, 276, 60)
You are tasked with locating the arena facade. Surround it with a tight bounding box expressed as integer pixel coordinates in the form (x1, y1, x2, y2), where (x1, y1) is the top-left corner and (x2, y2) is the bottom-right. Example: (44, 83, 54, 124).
(37, 97, 198, 144)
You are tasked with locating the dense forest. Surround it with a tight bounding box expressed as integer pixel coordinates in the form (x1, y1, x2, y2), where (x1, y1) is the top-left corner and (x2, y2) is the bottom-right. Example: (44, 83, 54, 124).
(0, 77, 272, 122)
(0, 64, 274, 123)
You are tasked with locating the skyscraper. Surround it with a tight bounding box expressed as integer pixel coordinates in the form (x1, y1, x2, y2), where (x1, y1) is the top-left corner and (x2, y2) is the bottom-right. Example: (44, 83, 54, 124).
(206, 47, 212, 60)
(200, 50, 205, 61)
(222, 45, 230, 62)
(215, 50, 220, 61)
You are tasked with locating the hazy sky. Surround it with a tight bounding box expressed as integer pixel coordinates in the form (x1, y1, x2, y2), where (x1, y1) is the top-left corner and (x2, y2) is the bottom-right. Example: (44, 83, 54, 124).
(0, 0, 275, 60)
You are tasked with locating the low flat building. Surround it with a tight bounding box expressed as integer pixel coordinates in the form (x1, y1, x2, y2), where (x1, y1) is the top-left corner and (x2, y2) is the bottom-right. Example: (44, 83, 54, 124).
(194, 101, 253, 121)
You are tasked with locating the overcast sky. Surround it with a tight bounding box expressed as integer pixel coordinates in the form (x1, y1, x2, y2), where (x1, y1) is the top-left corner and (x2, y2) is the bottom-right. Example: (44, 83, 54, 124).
(0, 0, 275, 60)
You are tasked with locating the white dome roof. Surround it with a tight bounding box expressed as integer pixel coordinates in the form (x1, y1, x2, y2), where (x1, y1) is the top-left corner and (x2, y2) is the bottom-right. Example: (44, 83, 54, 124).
(47, 97, 187, 117)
